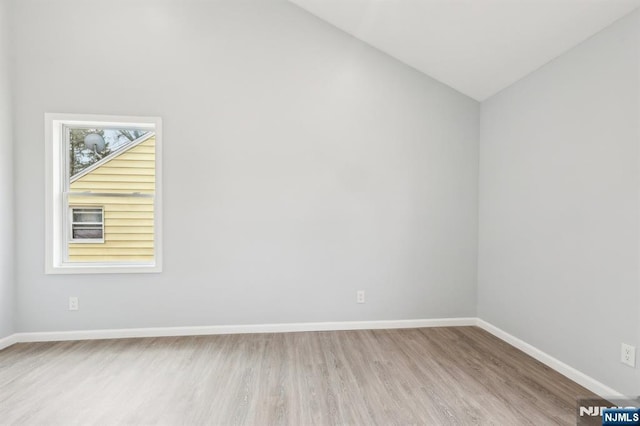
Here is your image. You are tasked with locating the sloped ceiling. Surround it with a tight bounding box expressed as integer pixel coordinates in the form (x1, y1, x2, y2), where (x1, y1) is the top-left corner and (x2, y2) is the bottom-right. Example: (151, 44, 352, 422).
(290, 0, 640, 101)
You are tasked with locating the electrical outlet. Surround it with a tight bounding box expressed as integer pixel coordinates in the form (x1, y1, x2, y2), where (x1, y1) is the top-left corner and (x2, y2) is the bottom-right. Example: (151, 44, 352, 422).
(356, 290, 365, 304)
(621, 343, 636, 367)
(69, 297, 79, 311)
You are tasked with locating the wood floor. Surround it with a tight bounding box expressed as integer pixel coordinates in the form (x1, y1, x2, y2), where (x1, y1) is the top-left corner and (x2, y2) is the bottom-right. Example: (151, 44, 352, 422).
(0, 327, 594, 425)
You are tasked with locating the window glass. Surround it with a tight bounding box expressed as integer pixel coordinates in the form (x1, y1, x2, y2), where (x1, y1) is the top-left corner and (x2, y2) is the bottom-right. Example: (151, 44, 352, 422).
(70, 207, 104, 241)
(68, 128, 150, 178)
(72, 225, 103, 240)
(72, 208, 102, 223)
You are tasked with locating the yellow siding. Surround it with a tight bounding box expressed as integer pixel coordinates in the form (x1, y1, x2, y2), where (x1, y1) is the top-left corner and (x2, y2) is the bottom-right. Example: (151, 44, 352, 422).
(68, 136, 155, 263)
(105, 211, 154, 219)
(70, 181, 156, 192)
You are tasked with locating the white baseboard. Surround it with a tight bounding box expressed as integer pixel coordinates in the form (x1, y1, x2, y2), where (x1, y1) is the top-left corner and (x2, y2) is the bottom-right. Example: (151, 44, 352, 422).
(476, 319, 624, 399)
(0, 333, 17, 351)
(8, 317, 477, 344)
(1, 317, 623, 399)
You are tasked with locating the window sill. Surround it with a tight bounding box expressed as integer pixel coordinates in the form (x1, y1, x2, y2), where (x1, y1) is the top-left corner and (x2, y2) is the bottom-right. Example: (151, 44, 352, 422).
(46, 262, 162, 275)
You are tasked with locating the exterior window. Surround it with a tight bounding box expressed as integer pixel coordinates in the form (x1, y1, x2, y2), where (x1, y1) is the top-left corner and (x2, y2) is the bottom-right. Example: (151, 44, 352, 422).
(70, 207, 104, 242)
(45, 114, 162, 274)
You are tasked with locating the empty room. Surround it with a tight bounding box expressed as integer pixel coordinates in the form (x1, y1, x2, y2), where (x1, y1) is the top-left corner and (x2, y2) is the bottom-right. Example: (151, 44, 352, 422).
(0, 0, 639, 424)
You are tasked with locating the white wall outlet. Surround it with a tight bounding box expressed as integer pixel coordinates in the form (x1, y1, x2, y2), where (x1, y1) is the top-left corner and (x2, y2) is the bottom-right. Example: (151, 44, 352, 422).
(621, 343, 636, 367)
(68, 296, 79, 311)
(356, 290, 365, 304)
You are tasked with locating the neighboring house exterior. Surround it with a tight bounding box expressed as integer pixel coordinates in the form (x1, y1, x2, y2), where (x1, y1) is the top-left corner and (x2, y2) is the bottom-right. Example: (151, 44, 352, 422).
(67, 133, 156, 263)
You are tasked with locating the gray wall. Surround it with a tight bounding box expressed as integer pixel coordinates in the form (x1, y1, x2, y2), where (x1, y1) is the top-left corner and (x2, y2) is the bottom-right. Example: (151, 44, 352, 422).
(12, 0, 479, 332)
(0, 0, 14, 340)
(478, 10, 640, 396)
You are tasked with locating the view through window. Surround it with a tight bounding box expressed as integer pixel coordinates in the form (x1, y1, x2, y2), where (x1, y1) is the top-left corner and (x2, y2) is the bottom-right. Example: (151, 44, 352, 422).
(46, 115, 162, 273)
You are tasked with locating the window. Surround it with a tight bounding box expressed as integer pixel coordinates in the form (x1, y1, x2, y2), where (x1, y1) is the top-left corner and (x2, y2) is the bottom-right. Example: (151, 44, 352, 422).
(45, 114, 162, 274)
(70, 207, 104, 242)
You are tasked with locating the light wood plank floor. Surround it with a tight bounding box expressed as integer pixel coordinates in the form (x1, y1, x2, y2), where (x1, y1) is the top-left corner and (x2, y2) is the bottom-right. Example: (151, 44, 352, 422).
(0, 327, 595, 425)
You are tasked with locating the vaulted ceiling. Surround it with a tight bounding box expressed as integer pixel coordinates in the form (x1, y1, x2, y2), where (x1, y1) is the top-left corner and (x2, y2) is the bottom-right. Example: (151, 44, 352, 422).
(290, 0, 640, 101)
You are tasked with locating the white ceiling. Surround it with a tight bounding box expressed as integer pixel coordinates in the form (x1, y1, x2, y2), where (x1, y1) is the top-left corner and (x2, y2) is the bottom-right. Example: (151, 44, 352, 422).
(289, 0, 640, 101)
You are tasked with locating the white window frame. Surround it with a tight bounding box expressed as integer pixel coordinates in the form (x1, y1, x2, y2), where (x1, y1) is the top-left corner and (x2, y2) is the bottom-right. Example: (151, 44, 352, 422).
(45, 113, 163, 274)
(68, 206, 105, 243)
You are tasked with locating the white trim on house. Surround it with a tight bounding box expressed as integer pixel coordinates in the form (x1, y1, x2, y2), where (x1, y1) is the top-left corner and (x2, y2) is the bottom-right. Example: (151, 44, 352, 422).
(0, 318, 624, 399)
